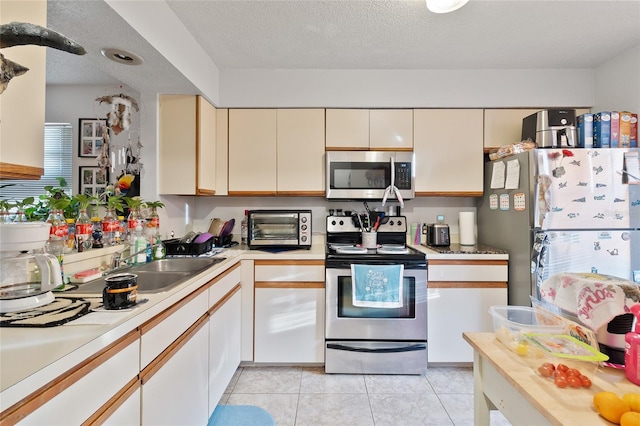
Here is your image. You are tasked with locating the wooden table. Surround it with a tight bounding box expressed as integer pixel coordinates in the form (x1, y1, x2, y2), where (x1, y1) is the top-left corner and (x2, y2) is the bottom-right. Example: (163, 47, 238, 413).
(463, 332, 639, 426)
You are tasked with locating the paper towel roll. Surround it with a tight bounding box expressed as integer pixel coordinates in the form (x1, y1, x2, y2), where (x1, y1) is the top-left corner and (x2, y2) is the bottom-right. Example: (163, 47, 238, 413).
(459, 212, 476, 246)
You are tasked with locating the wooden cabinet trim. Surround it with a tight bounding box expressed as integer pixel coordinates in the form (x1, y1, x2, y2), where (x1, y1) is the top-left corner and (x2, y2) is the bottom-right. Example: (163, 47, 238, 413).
(429, 281, 508, 289)
(0, 330, 140, 424)
(428, 260, 508, 266)
(208, 262, 241, 289)
(275, 191, 325, 197)
(228, 191, 278, 196)
(81, 377, 140, 426)
(324, 147, 413, 152)
(255, 259, 325, 267)
(139, 278, 208, 335)
(196, 189, 216, 196)
(209, 284, 242, 316)
(255, 281, 325, 289)
(0, 162, 44, 180)
(140, 313, 209, 385)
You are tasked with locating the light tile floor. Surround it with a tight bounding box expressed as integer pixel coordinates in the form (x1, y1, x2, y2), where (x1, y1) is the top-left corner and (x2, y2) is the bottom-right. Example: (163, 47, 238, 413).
(220, 366, 512, 426)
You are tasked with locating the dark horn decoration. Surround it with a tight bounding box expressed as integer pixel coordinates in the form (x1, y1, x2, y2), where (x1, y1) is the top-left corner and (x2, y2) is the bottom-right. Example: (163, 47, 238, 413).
(0, 21, 86, 94)
(0, 22, 86, 54)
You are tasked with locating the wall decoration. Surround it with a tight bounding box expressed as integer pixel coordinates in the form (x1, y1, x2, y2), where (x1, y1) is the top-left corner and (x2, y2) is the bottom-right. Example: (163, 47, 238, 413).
(79, 166, 109, 197)
(78, 118, 107, 157)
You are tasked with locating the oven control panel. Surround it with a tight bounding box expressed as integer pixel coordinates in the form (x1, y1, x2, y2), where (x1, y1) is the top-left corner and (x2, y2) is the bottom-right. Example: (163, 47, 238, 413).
(326, 215, 407, 233)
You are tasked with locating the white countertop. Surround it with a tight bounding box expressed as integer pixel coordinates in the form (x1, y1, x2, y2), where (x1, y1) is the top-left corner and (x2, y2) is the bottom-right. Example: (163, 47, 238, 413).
(0, 235, 505, 407)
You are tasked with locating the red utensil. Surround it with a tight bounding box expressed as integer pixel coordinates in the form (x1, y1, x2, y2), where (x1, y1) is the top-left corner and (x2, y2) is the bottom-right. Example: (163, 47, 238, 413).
(373, 216, 381, 231)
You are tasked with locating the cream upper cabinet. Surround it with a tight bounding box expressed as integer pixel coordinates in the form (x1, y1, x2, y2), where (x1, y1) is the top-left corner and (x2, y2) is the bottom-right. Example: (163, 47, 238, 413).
(158, 95, 216, 195)
(0, 0, 47, 179)
(228, 109, 277, 195)
(326, 109, 413, 150)
(276, 109, 325, 195)
(484, 108, 591, 149)
(414, 109, 484, 196)
(214, 109, 229, 196)
(325, 109, 369, 149)
(369, 109, 413, 150)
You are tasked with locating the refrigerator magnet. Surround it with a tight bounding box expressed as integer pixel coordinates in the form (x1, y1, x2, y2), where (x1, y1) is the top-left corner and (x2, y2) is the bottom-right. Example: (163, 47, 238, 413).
(514, 193, 526, 211)
(489, 194, 499, 210)
(500, 194, 510, 210)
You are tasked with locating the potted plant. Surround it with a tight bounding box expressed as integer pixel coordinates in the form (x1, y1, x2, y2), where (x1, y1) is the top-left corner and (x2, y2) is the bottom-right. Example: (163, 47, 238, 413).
(74, 194, 98, 251)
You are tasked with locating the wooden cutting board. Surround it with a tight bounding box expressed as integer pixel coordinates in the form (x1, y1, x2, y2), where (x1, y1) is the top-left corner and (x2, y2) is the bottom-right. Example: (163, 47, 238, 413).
(208, 218, 224, 236)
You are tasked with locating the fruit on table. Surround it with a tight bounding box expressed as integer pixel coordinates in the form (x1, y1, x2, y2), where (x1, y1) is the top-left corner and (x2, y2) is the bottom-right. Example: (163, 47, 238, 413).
(594, 391, 631, 424)
(536, 362, 591, 388)
(624, 394, 640, 413)
(621, 411, 640, 426)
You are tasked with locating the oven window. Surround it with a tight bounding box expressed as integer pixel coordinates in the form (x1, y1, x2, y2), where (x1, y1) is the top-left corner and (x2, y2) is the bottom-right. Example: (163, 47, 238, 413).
(250, 213, 298, 241)
(337, 276, 416, 318)
(330, 162, 390, 190)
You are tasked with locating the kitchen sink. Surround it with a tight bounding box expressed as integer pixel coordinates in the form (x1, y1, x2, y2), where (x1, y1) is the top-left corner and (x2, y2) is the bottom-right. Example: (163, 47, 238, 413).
(65, 257, 226, 294)
(132, 257, 225, 273)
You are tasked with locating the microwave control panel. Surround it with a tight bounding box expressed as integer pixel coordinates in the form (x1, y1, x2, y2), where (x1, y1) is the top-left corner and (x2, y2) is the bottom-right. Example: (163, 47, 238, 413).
(394, 163, 412, 189)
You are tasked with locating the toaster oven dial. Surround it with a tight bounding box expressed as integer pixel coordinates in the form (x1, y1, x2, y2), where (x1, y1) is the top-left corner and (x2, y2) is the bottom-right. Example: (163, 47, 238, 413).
(301, 235, 308, 242)
(301, 224, 308, 231)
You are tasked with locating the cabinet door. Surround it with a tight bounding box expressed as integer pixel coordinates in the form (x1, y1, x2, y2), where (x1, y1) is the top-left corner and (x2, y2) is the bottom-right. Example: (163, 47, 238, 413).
(414, 109, 484, 196)
(0, 1, 46, 179)
(276, 109, 325, 195)
(209, 290, 242, 412)
(141, 320, 209, 426)
(254, 286, 325, 363)
(370, 109, 413, 150)
(228, 109, 277, 194)
(196, 96, 217, 195)
(215, 108, 229, 195)
(325, 109, 369, 149)
(158, 95, 197, 194)
(428, 286, 507, 363)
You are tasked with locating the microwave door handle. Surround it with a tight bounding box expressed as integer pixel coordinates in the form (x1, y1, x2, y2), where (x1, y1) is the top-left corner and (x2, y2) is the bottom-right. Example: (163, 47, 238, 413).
(381, 157, 395, 206)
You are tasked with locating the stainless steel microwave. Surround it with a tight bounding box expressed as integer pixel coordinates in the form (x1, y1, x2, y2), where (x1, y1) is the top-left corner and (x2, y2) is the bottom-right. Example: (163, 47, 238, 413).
(247, 210, 312, 250)
(325, 151, 415, 201)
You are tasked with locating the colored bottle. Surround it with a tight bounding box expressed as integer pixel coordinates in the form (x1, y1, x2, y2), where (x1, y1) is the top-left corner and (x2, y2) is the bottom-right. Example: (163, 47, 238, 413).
(134, 225, 147, 265)
(624, 304, 640, 385)
(102, 208, 118, 246)
(75, 208, 92, 251)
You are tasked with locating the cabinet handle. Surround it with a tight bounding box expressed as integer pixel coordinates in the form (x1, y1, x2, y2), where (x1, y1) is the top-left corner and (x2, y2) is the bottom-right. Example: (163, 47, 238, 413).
(326, 343, 426, 353)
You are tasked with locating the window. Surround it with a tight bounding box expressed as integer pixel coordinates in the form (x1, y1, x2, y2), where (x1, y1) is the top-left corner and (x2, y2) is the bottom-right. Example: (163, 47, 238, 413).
(0, 123, 74, 202)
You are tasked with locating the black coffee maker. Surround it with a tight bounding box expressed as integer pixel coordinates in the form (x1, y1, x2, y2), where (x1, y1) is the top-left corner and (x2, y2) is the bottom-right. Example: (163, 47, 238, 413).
(522, 109, 577, 148)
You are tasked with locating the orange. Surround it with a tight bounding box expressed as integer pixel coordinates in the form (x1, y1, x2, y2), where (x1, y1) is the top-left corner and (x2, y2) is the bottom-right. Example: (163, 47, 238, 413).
(624, 393, 640, 413)
(621, 411, 640, 426)
(594, 391, 631, 424)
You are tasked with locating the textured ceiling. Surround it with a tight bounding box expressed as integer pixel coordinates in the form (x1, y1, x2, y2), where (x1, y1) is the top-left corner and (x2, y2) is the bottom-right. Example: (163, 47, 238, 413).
(44, 0, 640, 94)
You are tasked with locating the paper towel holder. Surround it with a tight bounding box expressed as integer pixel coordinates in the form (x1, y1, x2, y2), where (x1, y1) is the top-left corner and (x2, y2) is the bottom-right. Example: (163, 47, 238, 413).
(459, 211, 477, 246)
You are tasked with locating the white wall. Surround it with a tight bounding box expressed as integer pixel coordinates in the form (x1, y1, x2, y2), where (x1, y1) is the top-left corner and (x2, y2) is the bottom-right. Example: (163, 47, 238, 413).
(219, 68, 595, 108)
(45, 85, 140, 196)
(593, 45, 640, 113)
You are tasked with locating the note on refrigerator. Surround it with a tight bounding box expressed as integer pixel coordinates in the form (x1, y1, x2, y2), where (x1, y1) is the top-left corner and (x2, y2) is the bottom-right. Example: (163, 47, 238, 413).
(624, 152, 640, 184)
(505, 159, 521, 189)
(490, 161, 506, 189)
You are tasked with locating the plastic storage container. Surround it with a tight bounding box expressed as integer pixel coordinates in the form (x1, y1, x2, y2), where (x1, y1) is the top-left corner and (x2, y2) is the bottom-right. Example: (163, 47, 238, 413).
(489, 305, 565, 355)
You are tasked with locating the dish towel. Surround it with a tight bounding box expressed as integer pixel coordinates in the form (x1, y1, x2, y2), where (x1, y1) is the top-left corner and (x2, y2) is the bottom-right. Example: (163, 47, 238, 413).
(351, 264, 404, 308)
(539, 272, 640, 331)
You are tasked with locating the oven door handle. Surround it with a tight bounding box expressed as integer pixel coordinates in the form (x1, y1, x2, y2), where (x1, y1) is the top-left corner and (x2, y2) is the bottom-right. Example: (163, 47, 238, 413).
(326, 343, 426, 354)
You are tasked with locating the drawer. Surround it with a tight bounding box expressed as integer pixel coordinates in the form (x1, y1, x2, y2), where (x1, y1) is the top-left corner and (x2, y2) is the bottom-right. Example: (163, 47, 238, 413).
(255, 260, 324, 282)
(428, 260, 507, 282)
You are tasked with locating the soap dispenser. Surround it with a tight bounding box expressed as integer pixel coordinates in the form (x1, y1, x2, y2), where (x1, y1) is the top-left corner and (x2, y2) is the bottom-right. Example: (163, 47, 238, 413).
(624, 304, 640, 385)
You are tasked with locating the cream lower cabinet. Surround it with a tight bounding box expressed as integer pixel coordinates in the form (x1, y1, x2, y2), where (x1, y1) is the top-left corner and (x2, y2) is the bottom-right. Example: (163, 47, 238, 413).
(427, 259, 508, 363)
(413, 109, 484, 196)
(208, 266, 242, 410)
(6, 332, 140, 425)
(254, 260, 325, 363)
(141, 318, 210, 426)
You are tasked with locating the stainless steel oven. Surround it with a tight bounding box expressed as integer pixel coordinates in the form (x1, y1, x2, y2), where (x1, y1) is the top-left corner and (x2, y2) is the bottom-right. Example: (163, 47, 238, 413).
(324, 214, 427, 375)
(247, 210, 312, 250)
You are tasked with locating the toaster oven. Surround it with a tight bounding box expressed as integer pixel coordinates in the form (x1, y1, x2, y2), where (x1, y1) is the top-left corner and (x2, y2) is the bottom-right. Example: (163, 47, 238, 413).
(247, 210, 312, 250)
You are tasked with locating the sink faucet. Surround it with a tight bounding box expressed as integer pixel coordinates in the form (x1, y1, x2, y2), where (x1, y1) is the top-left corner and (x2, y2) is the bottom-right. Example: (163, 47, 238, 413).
(107, 244, 160, 274)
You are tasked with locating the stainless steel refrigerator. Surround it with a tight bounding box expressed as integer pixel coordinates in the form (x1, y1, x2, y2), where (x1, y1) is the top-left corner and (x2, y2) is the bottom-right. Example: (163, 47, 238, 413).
(477, 148, 640, 306)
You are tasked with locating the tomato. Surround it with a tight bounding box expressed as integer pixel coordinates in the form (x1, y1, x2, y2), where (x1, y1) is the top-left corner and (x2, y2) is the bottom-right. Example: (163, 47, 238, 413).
(556, 363, 569, 373)
(554, 376, 568, 388)
(553, 370, 567, 379)
(538, 365, 554, 377)
(542, 362, 556, 371)
(580, 375, 592, 388)
(567, 376, 582, 388)
(567, 368, 581, 377)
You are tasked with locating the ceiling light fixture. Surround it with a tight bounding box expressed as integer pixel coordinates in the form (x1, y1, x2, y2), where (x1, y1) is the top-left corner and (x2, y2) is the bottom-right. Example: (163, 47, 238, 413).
(101, 48, 144, 66)
(426, 0, 469, 13)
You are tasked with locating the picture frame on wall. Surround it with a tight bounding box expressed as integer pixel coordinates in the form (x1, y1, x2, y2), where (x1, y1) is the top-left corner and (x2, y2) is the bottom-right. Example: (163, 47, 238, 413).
(79, 166, 109, 197)
(78, 118, 106, 157)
